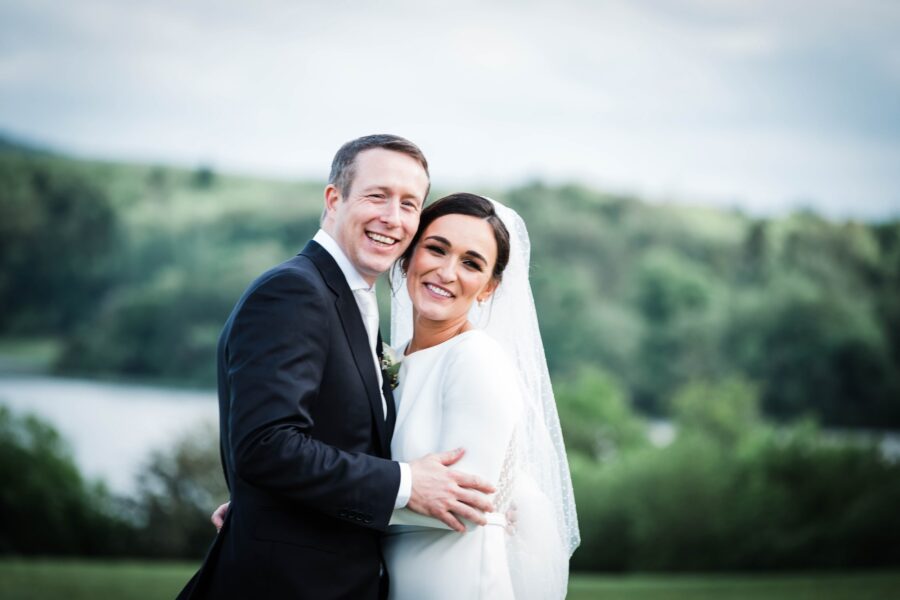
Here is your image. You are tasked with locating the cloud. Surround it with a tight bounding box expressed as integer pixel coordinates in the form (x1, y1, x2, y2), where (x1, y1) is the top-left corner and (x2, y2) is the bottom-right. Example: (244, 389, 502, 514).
(0, 0, 898, 218)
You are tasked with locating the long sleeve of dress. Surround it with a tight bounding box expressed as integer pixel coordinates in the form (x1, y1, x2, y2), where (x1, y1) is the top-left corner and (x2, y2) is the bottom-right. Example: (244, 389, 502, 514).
(390, 333, 520, 529)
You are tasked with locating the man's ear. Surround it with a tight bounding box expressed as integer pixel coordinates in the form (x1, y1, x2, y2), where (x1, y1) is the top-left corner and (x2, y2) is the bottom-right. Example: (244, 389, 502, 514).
(323, 184, 342, 216)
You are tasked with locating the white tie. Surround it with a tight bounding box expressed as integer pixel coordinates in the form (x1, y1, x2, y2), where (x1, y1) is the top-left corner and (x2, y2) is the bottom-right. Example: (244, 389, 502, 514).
(354, 288, 379, 356)
(353, 288, 386, 417)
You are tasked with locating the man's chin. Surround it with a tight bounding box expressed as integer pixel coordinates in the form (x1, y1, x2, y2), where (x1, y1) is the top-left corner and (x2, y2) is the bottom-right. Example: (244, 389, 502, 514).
(360, 257, 399, 279)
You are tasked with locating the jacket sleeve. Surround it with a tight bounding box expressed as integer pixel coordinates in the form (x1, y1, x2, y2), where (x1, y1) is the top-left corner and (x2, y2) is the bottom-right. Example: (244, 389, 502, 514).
(226, 267, 399, 531)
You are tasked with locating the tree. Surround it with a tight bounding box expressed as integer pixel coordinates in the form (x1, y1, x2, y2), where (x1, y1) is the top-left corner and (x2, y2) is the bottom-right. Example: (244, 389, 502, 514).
(0, 406, 131, 555)
(132, 423, 228, 558)
(0, 155, 118, 334)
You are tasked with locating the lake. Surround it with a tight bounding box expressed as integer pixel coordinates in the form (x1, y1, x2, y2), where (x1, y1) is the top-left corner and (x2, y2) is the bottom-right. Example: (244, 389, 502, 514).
(2, 374, 897, 497)
(0, 375, 217, 495)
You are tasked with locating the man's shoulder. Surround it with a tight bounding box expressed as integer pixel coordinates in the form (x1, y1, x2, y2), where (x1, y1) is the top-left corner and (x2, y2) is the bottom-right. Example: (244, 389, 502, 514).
(240, 253, 327, 302)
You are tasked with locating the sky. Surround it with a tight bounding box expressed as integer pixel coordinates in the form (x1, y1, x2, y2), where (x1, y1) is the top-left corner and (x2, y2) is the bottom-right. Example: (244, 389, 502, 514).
(1, 0, 899, 220)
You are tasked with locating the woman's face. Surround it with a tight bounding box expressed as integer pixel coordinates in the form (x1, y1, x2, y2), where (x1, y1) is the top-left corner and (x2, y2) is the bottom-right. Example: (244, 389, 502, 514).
(406, 213, 499, 324)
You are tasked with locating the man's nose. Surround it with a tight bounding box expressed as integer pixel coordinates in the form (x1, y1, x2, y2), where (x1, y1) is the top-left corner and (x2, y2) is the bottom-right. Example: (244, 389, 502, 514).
(380, 198, 402, 227)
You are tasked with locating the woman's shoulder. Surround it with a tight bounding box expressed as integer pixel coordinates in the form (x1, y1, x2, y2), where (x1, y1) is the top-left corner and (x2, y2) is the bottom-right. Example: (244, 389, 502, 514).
(444, 330, 516, 376)
(441, 330, 522, 411)
(452, 328, 502, 352)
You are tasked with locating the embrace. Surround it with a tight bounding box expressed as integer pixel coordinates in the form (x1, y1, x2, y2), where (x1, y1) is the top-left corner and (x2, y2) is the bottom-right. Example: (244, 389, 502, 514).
(177, 135, 579, 599)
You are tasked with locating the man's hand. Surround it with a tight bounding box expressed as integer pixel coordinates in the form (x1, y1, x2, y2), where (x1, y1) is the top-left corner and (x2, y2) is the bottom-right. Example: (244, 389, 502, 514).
(407, 448, 496, 533)
(211, 501, 230, 532)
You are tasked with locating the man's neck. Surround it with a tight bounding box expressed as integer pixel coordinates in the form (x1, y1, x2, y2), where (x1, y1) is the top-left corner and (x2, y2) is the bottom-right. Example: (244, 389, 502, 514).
(313, 228, 376, 289)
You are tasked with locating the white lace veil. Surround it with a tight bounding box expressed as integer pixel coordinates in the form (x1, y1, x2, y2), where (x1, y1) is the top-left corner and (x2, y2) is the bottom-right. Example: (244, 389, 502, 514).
(391, 197, 580, 597)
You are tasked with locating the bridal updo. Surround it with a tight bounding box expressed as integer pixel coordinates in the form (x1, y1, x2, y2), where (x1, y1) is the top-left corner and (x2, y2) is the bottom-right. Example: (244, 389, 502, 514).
(399, 193, 511, 283)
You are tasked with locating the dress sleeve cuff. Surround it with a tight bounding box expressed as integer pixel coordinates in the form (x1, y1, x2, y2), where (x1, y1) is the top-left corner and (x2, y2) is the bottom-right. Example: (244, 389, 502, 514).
(394, 462, 412, 509)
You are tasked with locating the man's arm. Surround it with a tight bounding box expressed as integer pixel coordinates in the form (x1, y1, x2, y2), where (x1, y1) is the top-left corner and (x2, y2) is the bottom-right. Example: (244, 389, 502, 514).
(404, 448, 496, 532)
(226, 267, 399, 530)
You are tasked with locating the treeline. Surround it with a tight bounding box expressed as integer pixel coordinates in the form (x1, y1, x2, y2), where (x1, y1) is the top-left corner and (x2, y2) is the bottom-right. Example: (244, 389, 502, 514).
(0, 405, 227, 558)
(1, 142, 899, 427)
(3, 380, 899, 570)
(559, 371, 900, 571)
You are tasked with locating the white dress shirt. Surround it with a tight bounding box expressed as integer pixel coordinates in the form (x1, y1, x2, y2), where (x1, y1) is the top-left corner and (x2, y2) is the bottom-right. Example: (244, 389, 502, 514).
(313, 229, 411, 509)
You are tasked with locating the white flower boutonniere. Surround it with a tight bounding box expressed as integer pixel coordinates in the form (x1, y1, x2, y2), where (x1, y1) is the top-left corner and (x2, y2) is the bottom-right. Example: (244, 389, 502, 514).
(381, 346, 402, 390)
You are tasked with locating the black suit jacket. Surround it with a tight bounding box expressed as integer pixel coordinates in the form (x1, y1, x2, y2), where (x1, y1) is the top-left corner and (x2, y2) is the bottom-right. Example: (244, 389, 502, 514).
(178, 241, 400, 600)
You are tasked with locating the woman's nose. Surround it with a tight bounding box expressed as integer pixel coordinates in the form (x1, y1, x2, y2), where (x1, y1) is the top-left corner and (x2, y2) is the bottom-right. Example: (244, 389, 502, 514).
(436, 259, 457, 282)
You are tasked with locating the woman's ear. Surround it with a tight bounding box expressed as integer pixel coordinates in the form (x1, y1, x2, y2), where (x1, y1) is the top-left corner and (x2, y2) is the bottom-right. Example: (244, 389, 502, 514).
(477, 278, 500, 303)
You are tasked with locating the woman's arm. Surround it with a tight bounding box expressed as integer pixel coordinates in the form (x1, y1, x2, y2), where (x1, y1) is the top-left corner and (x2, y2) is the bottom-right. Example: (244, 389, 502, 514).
(390, 334, 520, 530)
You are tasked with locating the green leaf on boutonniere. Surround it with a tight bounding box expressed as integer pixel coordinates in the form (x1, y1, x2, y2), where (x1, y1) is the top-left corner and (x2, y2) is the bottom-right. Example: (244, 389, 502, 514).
(381, 346, 401, 390)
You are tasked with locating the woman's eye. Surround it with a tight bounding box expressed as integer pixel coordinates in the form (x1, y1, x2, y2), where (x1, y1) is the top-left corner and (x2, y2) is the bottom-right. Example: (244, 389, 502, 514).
(425, 244, 445, 255)
(464, 260, 483, 271)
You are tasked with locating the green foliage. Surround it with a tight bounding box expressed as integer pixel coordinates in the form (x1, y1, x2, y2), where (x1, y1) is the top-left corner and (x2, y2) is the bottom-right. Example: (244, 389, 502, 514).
(723, 280, 900, 427)
(130, 424, 228, 558)
(0, 154, 118, 335)
(671, 378, 760, 446)
(191, 165, 215, 189)
(0, 405, 226, 560)
(570, 380, 900, 572)
(2, 148, 899, 426)
(557, 367, 647, 460)
(0, 406, 132, 556)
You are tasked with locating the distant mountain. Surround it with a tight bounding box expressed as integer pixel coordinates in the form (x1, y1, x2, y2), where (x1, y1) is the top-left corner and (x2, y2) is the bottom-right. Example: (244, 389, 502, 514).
(0, 131, 58, 156)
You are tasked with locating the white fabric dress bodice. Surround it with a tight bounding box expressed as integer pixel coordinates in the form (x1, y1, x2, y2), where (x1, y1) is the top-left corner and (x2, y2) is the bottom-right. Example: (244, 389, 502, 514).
(384, 329, 520, 599)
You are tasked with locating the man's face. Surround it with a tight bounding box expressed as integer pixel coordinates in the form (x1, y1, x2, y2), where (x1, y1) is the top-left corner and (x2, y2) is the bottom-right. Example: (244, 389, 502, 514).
(323, 148, 429, 285)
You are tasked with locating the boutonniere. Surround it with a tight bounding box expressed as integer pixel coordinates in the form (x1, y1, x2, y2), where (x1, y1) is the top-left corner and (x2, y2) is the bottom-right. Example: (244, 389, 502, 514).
(381, 346, 402, 390)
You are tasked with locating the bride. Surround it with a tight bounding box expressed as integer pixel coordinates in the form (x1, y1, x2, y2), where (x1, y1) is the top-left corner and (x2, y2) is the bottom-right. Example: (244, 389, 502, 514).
(211, 193, 578, 598)
(384, 193, 578, 599)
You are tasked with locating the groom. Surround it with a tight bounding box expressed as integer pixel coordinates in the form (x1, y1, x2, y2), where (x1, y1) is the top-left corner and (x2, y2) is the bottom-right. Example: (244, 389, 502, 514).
(177, 135, 495, 600)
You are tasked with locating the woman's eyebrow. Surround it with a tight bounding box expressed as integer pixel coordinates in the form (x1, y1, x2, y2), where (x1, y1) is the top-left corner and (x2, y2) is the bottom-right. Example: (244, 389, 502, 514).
(424, 235, 451, 245)
(424, 235, 487, 264)
(463, 250, 487, 264)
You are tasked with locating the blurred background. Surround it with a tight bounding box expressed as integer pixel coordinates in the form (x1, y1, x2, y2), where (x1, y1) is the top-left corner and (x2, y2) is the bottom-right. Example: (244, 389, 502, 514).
(1, 0, 899, 598)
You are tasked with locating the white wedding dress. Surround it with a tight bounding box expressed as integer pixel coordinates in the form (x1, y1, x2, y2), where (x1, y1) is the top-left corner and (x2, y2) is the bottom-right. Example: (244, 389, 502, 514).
(384, 330, 519, 599)
(385, 198, 578, 599)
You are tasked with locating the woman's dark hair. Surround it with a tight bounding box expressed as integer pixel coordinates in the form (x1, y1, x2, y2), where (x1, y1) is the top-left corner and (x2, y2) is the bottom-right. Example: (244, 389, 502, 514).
(400, 193, 510, 282)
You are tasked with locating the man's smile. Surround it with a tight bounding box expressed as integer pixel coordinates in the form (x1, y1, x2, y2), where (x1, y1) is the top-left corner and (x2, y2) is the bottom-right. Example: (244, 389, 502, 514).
(366, 231, 400, 246)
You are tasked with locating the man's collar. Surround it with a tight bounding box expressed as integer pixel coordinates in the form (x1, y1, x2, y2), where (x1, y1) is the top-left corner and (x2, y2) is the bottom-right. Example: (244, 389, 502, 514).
(312, 229, 373, 292)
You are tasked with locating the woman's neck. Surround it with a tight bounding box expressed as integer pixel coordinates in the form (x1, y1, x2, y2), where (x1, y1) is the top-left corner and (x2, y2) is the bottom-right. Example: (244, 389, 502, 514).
(407, 313, 472, 354)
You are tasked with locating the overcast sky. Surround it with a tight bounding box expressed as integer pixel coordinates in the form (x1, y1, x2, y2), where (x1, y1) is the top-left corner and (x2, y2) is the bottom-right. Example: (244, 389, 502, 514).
(1, 0, 899, 219)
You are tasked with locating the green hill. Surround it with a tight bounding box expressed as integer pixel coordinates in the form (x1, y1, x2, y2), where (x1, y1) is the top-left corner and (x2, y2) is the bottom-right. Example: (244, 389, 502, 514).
(1, 143, 898, 427)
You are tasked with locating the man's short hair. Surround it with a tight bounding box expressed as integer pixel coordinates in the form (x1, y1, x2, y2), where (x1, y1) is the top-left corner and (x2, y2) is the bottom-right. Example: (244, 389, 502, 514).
(328, 134, 430, 198)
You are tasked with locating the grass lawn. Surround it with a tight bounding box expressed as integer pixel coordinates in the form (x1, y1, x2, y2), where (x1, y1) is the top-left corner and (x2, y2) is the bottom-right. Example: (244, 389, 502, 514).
(0, 559, 897, 599)
(567, 571, 900, 600)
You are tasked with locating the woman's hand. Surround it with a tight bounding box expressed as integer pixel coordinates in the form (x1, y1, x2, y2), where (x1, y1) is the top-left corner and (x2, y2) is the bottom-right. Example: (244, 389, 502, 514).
(211, 501, 231, 532)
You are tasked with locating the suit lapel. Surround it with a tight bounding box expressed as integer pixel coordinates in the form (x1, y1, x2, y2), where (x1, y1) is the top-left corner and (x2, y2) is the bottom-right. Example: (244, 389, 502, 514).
(301, 241, 389, 455)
